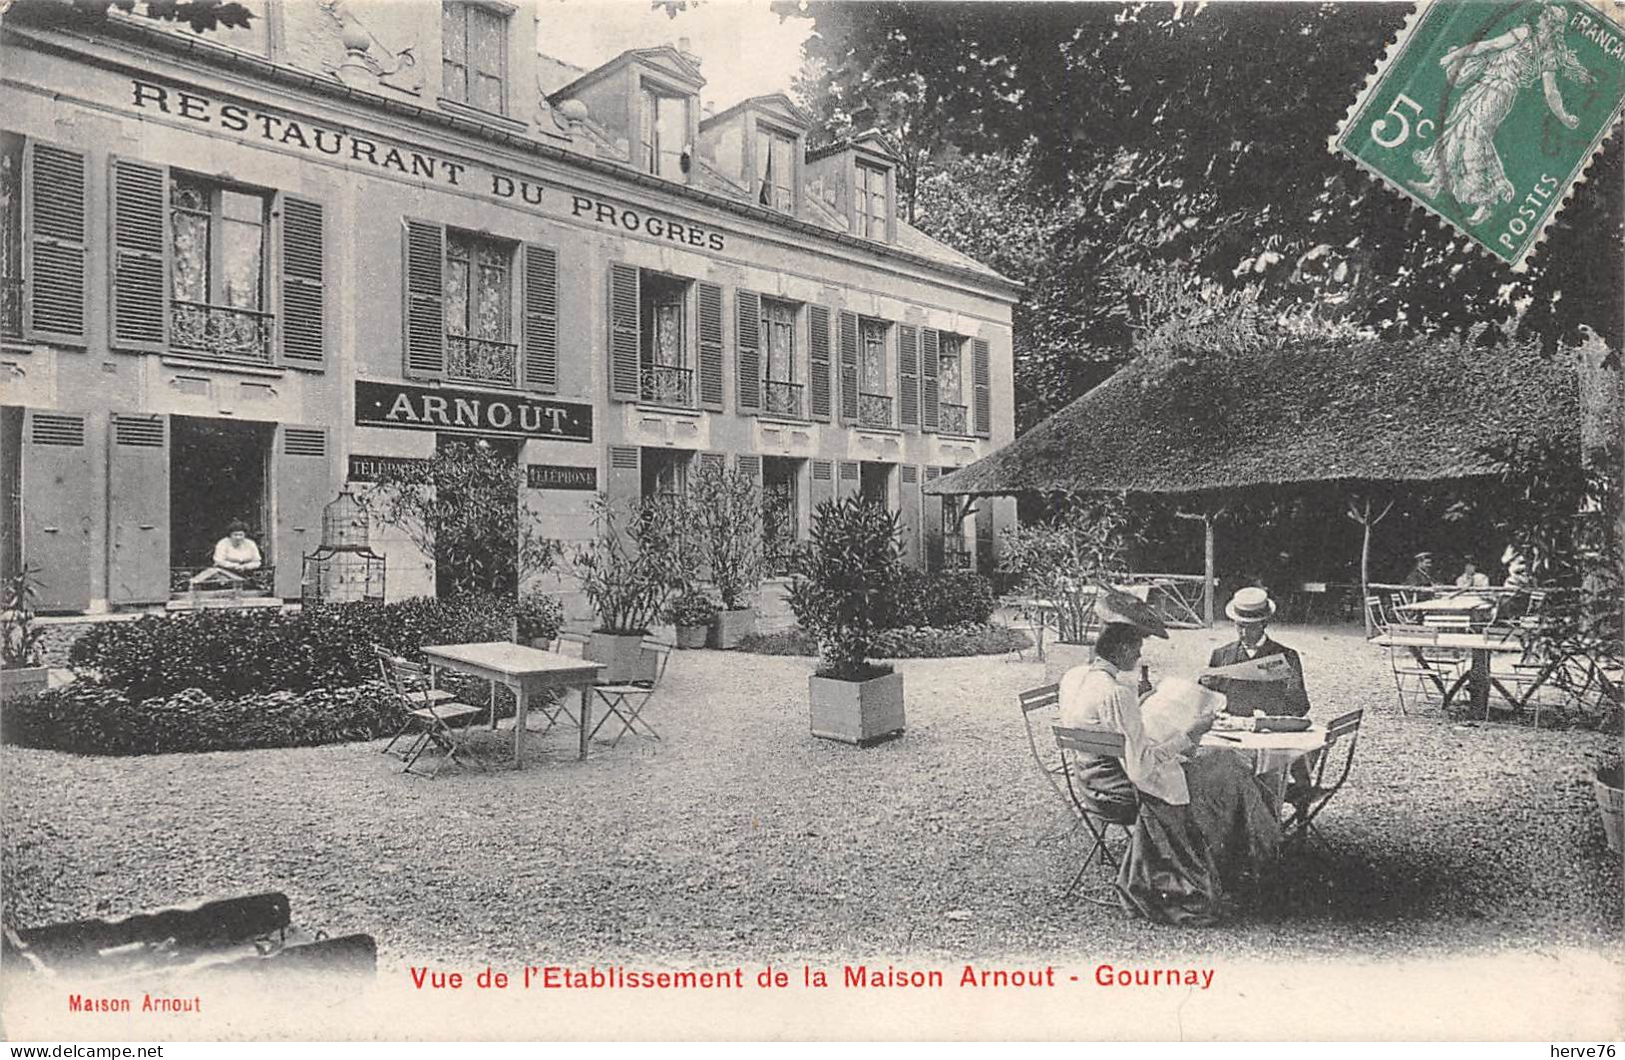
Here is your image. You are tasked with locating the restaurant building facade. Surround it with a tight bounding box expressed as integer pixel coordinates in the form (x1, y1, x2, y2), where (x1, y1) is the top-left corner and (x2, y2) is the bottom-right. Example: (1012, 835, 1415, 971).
(0, 1, 1019, 616)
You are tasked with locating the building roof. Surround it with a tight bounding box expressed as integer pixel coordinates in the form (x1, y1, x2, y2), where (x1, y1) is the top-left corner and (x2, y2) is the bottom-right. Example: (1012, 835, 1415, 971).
(927, 336, 1580, 497)
(547, 44, 706, 102)
(700, 93, 815, 132)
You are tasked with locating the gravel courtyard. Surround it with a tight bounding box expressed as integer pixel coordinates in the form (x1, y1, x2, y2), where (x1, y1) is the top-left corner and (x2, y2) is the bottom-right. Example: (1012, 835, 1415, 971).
(3, 623, 1620, 969)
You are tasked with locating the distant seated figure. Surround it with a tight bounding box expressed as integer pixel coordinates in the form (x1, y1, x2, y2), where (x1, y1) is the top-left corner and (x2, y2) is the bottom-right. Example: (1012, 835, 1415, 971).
(1502, 548, 1534, 589)
(1454, 561, 1490, 589)
(190, 520, 263, 586)
(1402, 551, 1437, 587)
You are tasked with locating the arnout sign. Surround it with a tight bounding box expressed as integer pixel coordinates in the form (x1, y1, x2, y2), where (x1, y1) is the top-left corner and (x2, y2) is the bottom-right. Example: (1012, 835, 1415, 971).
(355, 381, 592, 442)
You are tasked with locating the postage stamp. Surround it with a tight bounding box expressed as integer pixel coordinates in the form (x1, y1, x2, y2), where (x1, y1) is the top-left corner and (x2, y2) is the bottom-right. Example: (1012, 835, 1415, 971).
(1333, 0, 1625, 270)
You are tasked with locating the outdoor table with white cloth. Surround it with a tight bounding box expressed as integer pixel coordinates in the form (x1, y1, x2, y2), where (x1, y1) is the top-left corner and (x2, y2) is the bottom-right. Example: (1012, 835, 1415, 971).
(420, 642, 604, 768)
(1374, 629, 1529, 714)
(1200, 724, 1328, 811)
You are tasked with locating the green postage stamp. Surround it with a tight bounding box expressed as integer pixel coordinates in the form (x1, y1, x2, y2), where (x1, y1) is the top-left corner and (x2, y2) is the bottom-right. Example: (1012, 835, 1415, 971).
(1334, 1, 1625, 270)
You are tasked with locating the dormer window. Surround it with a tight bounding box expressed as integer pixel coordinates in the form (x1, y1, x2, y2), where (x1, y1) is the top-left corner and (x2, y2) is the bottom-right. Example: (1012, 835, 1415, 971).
(756, 127, 795, 212)
(855, 161, 888, 239)
(443, 1, 509, 115)
(641, 86, 690, 180)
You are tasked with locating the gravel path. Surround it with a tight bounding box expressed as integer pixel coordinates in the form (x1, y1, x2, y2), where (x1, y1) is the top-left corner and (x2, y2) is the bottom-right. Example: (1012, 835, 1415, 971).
(3, 623, 1620, 970)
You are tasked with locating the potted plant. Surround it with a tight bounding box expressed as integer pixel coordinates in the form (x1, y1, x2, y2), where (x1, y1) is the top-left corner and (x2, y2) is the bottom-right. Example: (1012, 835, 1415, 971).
(691, 463, 765, 649)
(1, 566, 50, 700)
(665, 591, 719, 650)
(513, 592, 565, 649)
(568, 494, 684, 682)
(788, 497, 906, 745)
(1596, 755, 1623, 858)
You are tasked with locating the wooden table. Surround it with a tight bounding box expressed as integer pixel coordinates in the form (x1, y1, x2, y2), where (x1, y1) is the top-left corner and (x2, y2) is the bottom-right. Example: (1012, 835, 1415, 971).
(1395, 595, 1495, 615)
(1374, 631, 1527, 714)
(421, 642, 604, 768)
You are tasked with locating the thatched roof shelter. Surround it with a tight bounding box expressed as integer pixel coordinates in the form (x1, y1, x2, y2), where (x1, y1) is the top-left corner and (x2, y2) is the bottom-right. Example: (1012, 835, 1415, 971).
(928, 335, 1579, 499)
(927, 335, 1584, 629)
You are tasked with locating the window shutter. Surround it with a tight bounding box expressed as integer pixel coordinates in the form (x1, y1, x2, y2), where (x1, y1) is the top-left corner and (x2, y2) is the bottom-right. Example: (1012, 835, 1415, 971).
(898, 464, 922, 569)
(972, 337, 991, 438)
(274, 425, 331, 600)
(107, 413, 169, 605)
(108, 157, 169, 352)
(736, 453, 762, 487)
(697, 281, 724, 410)
(838, 310, 858, 423)
(605, 444, 642, 511)
(279, 195, 325, 369)
(735, 289, 761, 413)
(898, 324, 919, 429)
(401, 219, 445, 378)
(836, 459, 860, 500)
(699, 451, 726, 476)
(24, 141, 88, 345)
(921, 328, 940, 432)
(607, 263, 640, 401)
(809, 458, 834, 515)
(522, 243, 558, 392)
(808, 305, 832, 422)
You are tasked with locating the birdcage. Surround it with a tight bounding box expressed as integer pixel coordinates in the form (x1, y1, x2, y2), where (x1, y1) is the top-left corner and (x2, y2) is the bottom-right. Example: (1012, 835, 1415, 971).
(301, 490, 386, 605)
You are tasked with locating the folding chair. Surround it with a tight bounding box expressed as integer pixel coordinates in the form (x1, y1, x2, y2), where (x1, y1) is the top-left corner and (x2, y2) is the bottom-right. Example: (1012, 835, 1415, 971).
(1385, 624, 1458, 715)
(1282, 709, 1363, 851)
(587, 639, 672, 748)
(1016, 685, 1074, 828)
(375, 649, 483, 778)
(1052, 725, 1138, 906)
(1363, 595, 1388, 638)
(521, 631, 592, 737)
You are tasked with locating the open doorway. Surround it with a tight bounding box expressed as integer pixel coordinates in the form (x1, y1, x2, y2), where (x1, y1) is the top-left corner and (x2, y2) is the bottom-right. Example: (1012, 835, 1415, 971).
(762, 456, 802, 576)
(860, 461, 893, 510)
(170, 416, 273, 579)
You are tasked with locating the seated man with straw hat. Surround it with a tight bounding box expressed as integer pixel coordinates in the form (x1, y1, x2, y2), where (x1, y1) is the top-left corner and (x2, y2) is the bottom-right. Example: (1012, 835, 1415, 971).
(1203, 587, 1310, 719)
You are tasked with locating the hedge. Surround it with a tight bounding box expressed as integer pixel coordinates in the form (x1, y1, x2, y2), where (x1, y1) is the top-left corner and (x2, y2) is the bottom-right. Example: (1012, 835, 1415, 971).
(876, 570, 998, 630)
(738, 623, 1030, 659)
(67, 595, 537, 701)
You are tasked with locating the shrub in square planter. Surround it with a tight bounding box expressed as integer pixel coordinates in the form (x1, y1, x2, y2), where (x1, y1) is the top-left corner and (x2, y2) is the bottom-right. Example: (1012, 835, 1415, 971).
(569, 494, 685, 683)
(788, 497, 906, 746)
(691, 463, 765, 650)
(664, 592, 719, 650)
(1, 566, 49, 702)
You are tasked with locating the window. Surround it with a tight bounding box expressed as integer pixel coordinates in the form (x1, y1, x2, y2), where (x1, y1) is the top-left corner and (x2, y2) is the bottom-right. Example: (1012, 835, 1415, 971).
(761, 298, 801, 417)
(756, 127, 795, 212)
(858, 317, 891, 428)
(937, 334, 968, 435)
(642, 448, 690, 502)
(169, 172, 273, 363)
(444, 230, 516, 386)
(855, 162, 888, 239)
(443, 1, 508, 114)
(641, 88, 689, 180)
(1, 134, 20, 340)
(640, 271, 692, 407)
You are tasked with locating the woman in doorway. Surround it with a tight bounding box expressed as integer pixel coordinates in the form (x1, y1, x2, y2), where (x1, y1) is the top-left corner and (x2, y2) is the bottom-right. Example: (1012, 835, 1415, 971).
(190, 520, 263, 586)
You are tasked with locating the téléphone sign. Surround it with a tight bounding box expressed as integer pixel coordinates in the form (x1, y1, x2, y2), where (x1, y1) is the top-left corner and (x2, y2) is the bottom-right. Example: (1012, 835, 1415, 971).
(526, 464, 598, 491)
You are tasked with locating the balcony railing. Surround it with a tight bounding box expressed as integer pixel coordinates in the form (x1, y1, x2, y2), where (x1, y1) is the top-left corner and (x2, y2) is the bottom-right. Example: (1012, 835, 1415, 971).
(938, 402, 969, 435)
(857, 391, 893, 429)
(170, 301, 275, 364)
(1, 276, 21, 340)
(447, 333, 519, 388)
(641, 363, 694, 408)
(763, 378, 804, 418)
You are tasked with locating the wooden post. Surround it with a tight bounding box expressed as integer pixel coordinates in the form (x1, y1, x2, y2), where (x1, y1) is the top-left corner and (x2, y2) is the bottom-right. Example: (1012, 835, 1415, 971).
(1176, 506, 1224, 628)
(1346, 495, 1394, 637)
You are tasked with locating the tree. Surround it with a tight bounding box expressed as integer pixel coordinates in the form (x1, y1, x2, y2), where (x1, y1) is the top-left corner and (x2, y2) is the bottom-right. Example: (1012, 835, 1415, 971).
(782, 1, 1623, 410)
(8, 0, 256, 33)
(356, 443, 561, 599)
